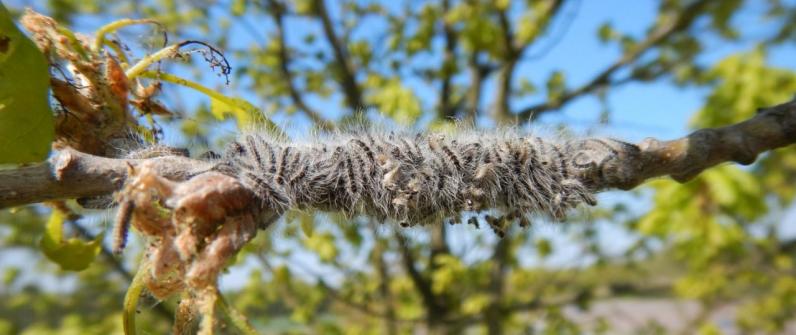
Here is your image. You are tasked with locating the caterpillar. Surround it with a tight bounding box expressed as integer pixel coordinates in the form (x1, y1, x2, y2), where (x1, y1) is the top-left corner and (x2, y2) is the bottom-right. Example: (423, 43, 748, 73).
(213, 129, 640, 226)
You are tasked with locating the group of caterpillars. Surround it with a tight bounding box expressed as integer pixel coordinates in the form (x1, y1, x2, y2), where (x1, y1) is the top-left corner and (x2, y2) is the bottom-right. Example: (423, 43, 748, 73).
(111, 129, 639, 255)
(105, 126, 643, 308)
(209, 130, 638, 235)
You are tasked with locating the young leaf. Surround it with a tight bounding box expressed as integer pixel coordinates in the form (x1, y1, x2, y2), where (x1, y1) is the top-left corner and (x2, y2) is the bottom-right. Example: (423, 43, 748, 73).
(305, 232, 338, 262)
(210, 96, 257, 126)
(39, 210, 102, 271)
(299, 213, 314, 238)
(0, 4, 54, 163)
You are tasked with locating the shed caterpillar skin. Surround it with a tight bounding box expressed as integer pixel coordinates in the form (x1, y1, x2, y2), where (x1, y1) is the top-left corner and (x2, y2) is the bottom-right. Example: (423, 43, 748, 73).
(214, 130, 640, 226)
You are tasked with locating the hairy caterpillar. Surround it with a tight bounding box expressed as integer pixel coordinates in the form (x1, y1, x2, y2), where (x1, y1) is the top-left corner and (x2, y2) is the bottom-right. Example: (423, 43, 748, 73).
(211, 129, 640, 226)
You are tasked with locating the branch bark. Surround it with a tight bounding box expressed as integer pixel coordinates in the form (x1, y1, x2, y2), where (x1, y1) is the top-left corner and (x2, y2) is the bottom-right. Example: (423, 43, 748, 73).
(493, 7, 518, 124)
(0, 149, 213, 209)
(613, 97, 796, 188)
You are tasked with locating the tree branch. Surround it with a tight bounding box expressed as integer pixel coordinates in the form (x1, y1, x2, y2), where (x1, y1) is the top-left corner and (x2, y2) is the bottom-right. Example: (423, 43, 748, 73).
(493, 0, 566, 124)
(395, 231, 447, 325)
(437, 0, 458, 121)
(610, 96, 796, 188)
(369, 223, 399, 335)
(0, 149, 212, 209)
(516, 0, 710, 121)
(312, 0, 365, 113)
(464, 53, 491, 122)
(265, 0, 335, 131)
(1, 96, 794, 214)
(493, 9, 519, 124)
(0, 97, 793, 327)
(485, 235, 511, 335)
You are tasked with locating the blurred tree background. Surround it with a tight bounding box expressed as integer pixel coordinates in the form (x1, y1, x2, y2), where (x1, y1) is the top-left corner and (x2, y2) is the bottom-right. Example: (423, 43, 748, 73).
(2, 0, 796, 334)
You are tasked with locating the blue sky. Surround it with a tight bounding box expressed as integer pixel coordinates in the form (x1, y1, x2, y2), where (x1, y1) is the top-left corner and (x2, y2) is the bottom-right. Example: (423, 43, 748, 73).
(3, 0, 796, 291)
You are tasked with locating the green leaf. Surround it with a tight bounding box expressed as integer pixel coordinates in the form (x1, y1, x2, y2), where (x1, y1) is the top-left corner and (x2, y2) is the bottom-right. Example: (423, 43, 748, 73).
(305, 232, 338, 262)
(341, 222, 363, 248)
(2, 267, 19, 286)
(517, 78, 537, 96)
(708, 0, 742, 40)
(299, 213, 314, 238)
(365, 75, 421, 124)
(430, 255, 464, 294)
(210, 95, 258, 127)
(284, 209, 315, 237)
(702, 168, 738, 206)
(39, 210, 102, 271)
(692, 49, 796, 128)
(231, 0, 247, 16)
(349, 40, 372, 66)
(461, 293, 491, 314)
(536, 238, 553, 258)
(0, 4, 54, 164)
(546, 70, 566, 102)
(597, 22, 617, 42)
